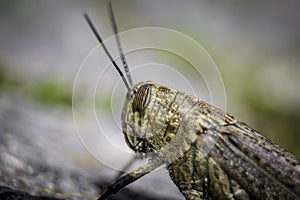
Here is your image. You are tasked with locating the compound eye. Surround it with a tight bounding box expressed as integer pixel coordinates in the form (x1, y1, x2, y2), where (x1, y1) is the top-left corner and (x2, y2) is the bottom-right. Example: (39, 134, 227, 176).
(133, 84, 151, 112)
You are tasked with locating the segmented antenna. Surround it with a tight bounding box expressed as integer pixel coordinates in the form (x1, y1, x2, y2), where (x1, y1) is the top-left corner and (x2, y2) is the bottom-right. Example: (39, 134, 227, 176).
(84, 13, 132, 92)
(107, 2, 133, 85)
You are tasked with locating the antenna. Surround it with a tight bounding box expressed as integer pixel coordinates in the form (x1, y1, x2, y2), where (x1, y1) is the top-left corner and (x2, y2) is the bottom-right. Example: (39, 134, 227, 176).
(107, 2, 133, 85)
(84, 13, 132, 92)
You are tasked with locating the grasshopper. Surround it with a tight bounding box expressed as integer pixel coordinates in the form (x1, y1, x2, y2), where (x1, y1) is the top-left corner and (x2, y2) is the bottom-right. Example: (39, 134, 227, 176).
(84, 3, 300, 200)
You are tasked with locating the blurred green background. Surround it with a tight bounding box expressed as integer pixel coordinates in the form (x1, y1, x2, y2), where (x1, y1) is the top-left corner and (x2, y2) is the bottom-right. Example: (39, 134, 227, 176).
(0, 0, 299, 158)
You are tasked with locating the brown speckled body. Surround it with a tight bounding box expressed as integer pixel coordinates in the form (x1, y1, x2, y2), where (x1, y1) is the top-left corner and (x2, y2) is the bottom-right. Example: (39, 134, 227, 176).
(103, 81, 300, 200)
(121, 82, 300, 200)
(168, 121, 300, 199)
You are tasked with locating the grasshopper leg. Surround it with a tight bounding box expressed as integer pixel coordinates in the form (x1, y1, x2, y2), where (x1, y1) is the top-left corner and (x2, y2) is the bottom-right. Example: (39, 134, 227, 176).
(114, 155, 138, 179)
(98, 158, 164, 200)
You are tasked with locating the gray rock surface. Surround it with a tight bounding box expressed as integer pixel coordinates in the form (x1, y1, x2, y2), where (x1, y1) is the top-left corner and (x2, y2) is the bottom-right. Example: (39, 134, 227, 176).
(0, 94, 169, 200)
(0, 94, 99, 199)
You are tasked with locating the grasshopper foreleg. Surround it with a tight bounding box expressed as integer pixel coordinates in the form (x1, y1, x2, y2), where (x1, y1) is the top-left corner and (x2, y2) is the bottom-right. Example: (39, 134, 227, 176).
(98, 158, 165, 200)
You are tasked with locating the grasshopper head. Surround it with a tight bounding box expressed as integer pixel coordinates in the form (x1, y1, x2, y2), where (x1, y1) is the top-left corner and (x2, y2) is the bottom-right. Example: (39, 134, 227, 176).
(121, 81, 154, 153)
(121, 81, 179, 154)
